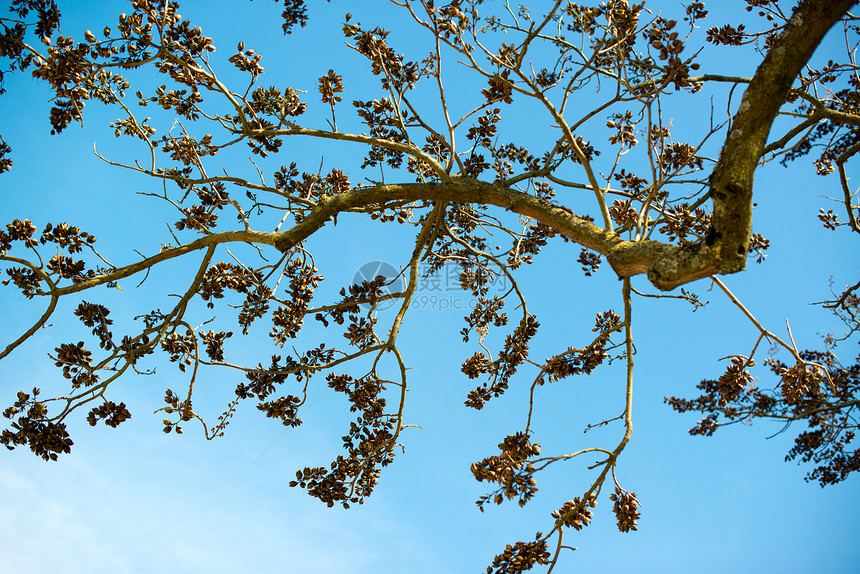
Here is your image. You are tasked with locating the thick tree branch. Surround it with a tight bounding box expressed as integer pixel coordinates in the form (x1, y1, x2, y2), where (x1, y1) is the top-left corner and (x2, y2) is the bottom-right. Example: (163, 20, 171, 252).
(270, 177, 681, 283)
(648, 0, 858, 289)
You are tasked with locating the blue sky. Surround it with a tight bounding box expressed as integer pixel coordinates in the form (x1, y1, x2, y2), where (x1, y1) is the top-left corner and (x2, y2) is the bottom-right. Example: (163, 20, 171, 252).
(1, 1, 859, 572)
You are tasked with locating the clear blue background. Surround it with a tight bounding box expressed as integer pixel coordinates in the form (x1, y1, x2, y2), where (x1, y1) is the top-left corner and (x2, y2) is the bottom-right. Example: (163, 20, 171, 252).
(1, 1, 858, 572)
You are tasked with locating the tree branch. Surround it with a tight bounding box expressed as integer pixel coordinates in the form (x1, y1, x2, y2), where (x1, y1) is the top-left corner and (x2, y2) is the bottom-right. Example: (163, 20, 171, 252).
(650, 0, 858, 288)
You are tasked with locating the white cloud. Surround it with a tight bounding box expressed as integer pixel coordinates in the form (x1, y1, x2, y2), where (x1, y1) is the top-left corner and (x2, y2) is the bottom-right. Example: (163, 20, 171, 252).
(0, 448, 437, 574)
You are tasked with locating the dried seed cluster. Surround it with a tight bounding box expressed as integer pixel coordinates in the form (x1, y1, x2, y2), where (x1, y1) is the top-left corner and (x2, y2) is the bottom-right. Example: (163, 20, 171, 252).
(551, 494, 598, 531)
(486, 536, 550, 574)
(610, 487, 641, 532)
(472, 432, 541, 510)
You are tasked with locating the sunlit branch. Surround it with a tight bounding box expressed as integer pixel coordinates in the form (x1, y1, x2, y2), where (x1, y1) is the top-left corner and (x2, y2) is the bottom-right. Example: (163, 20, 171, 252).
(836, 141, 860, 233)
(0, 256, 59, 360)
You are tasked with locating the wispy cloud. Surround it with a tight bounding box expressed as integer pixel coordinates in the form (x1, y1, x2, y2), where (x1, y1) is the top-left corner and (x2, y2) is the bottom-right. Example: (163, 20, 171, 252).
(0, 452, 435, 573)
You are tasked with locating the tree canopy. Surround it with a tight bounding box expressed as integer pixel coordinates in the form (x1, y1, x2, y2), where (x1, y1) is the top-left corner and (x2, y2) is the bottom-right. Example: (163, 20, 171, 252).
(1, 0, 859, 571)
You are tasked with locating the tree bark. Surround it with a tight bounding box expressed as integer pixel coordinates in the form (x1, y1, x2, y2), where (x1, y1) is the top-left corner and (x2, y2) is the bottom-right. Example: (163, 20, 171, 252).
(649, 0, 858, 289)
(271, 0, 856, 291)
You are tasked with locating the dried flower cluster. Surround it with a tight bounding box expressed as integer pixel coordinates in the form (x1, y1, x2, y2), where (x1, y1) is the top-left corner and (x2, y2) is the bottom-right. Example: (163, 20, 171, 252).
(667, 350, 859, 486)
(551, 495, 598, 531)
(610, 487, 641, 532)
(486, 536, 551, 574)
(472, 432, 542, 510)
